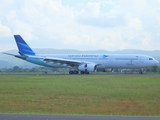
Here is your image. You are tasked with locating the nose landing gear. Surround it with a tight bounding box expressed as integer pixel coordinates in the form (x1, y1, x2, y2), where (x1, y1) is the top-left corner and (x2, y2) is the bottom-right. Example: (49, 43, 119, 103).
(139, 68, 144, 74)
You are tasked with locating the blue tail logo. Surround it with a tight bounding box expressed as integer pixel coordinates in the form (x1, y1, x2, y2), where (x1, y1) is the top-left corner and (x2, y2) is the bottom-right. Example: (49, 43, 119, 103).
(14, 35, 35, 56)
(102, 55, 109, 58)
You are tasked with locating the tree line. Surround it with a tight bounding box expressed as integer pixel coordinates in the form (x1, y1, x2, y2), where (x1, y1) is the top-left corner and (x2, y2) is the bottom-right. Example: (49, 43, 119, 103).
(0, 66, 159, 73)
(0, 66, 68, 73)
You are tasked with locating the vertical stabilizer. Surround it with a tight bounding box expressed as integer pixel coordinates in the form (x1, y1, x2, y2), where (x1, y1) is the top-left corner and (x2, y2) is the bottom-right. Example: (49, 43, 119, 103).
(14, 35, 35, 56)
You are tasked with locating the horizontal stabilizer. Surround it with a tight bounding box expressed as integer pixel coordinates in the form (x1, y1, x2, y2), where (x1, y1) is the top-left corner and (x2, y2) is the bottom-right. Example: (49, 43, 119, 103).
(2, 52, 26, 60)
(2, 52, 16, 56)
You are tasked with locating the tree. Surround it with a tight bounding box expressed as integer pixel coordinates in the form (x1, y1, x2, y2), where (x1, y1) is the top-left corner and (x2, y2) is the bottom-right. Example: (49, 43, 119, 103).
(12, 66, 20, 72)
(151, 66, 158, 72)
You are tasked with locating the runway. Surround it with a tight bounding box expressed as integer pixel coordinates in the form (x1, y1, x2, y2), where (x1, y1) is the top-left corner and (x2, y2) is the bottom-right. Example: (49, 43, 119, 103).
(0, 114, 160, 120)
(0, 73, 160, 77)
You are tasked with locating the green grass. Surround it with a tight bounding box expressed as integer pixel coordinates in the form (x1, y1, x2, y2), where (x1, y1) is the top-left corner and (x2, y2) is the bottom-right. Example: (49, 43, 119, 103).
(0, 76, 160, 116)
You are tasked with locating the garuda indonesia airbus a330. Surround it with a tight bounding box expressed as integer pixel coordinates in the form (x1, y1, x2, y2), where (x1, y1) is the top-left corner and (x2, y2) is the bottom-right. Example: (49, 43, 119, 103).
(4, 35, 159, 74)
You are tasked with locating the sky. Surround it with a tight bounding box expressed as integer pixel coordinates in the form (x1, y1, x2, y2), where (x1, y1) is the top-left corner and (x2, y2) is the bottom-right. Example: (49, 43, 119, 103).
(0, 0, 160, 52)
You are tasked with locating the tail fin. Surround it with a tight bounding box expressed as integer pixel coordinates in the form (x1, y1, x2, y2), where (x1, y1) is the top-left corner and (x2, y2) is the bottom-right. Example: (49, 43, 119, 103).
(14, 35, 35, 56)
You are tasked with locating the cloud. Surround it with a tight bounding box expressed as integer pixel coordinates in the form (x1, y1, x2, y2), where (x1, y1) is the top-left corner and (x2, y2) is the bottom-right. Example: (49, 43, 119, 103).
(0, 0, 160, 52)
(126, 17, 142, 30)
(75, 1, 126, 28)
(0, 22, 12, 37)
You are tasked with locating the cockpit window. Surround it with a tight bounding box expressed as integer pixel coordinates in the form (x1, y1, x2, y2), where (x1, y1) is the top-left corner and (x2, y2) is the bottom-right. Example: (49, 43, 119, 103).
(149, 58, 153, 60)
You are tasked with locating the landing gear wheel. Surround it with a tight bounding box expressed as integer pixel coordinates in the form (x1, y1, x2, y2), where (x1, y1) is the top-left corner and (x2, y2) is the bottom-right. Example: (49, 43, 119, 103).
(69, 71, 73, 74)
(80, 71, 85, 74)
(139, 71, 143, 74)
(74, 71, 79, 74)
(69, 70, 79, 74)
(85, 71, 89, 74)
(139, 68, 143, 74)
(80, 71, 89, 74)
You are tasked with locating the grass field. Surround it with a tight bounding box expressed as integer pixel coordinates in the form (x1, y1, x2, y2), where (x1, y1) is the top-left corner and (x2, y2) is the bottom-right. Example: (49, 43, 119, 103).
(0, 76, 160, 116)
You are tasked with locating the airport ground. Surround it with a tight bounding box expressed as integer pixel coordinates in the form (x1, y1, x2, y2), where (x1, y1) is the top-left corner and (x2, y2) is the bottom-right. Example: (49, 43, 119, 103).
(0, 114, 160, 120)
(0, 75, 160, 116)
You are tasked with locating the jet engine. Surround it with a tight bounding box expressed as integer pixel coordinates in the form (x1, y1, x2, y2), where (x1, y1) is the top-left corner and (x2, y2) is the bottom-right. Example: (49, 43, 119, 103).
(78, 63, 97, 72)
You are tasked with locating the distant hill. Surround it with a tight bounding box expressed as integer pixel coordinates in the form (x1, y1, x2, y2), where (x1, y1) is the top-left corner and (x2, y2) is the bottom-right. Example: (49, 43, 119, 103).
(0, 49, 160, 68)
(0, 60, 13, 68)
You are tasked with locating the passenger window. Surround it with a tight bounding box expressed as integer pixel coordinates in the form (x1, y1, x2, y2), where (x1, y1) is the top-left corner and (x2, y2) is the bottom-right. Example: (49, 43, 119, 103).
(149, 58, 153, 60)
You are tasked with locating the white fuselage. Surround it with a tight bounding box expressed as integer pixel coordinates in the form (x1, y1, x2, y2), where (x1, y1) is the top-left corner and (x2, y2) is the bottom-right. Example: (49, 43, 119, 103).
(26, 54, 159, 70)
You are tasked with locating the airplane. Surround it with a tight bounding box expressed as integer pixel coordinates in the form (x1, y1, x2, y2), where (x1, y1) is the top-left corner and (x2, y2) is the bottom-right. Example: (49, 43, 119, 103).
(3, 35, 159, 74)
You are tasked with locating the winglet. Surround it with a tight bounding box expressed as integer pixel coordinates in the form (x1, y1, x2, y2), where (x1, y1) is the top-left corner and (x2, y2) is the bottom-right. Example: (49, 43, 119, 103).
(14, 35, 35, 56)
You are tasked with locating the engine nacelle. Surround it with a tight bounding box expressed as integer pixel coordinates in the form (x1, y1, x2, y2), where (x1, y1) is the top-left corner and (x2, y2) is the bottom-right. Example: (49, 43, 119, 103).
(78, 64, 97, 72)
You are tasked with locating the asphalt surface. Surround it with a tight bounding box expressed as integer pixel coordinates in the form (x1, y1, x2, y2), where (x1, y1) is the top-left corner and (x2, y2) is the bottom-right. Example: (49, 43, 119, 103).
(0, 114, 160, 120)
(0, 73, 160, 77)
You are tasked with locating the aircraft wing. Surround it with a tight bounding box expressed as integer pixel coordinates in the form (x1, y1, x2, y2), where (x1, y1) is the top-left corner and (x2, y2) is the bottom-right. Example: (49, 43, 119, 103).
(29, 56, 95, 67)
(44, 57, 82, 65)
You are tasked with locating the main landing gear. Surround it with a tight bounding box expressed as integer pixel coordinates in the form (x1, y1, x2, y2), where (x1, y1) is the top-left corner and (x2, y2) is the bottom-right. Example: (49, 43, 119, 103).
(69, 70, 90, 74)
(80, 71, 89, 74)
(69, 70, 79, 74)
